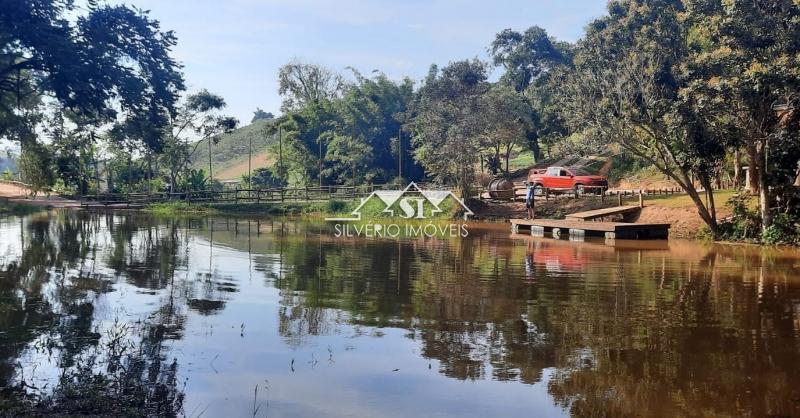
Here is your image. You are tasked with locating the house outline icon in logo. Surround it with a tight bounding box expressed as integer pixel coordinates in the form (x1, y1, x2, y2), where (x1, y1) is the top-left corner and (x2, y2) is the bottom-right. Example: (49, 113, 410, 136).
(325, 182, 474, 221)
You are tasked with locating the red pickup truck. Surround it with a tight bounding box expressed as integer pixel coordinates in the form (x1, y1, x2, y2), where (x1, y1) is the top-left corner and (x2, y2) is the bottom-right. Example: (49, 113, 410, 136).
(527, 166, 608, 195)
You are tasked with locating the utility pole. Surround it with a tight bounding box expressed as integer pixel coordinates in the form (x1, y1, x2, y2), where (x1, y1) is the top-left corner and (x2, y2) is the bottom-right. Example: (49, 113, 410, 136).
(398, 126, 402, 185)
(278, 125, 284, 186)
(248, 133, 252, 189)
(208, 136, 213, 190)
(318, 136, 323, 187)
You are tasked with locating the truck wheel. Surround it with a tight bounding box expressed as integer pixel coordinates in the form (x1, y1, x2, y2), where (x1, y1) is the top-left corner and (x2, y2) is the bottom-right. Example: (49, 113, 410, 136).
(575, 184, 585, 196)
(533, 184, 544, 196)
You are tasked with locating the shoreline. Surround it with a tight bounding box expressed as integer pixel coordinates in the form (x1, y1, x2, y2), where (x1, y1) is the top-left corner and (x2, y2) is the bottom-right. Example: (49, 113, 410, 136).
(2, 196, 795, 248)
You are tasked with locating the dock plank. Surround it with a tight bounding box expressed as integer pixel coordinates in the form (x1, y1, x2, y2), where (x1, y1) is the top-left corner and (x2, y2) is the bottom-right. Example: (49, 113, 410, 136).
(565, 205, 640, 221)
(510, 218, 670, 240)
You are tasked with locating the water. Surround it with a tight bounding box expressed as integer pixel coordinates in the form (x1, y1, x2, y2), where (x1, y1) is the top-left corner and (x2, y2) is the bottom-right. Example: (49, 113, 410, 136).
(1, 211, 799, 417)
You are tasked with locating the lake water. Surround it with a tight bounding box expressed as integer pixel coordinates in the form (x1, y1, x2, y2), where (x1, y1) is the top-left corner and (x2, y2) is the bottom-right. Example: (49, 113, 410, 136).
(1, 211, 799, 417)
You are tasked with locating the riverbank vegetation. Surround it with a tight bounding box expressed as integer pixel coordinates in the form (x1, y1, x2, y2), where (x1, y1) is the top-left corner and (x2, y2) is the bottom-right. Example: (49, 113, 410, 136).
(144, 200, 356, 217)
(1, 0, 799, 244)
(0, 200, 43, 216)
(144, 194, 467, 221)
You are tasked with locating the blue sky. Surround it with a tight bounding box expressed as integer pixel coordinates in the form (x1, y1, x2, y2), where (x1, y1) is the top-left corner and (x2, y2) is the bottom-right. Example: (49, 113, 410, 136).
(123, 0, 609, 124)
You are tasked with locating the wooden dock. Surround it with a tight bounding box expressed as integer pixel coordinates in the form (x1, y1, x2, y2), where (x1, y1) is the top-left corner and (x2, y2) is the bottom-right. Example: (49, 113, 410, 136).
(510, 218, 670, 240)
(565, 205, 640, 222)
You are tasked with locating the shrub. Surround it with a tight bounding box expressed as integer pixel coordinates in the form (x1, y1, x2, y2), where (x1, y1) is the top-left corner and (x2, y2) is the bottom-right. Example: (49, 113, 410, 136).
(762, 213, 800, 245)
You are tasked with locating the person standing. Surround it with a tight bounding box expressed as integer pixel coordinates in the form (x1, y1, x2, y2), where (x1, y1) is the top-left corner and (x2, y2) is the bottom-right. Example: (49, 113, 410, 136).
(525, 181, 536, 219)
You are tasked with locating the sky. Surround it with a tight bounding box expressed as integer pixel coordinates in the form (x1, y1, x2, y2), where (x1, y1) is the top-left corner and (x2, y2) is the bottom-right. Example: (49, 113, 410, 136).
(120, 0, 609, 125)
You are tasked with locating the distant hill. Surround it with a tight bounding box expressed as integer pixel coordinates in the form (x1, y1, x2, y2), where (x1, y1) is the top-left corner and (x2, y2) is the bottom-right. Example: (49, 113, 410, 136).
(190, 119, 276, 181)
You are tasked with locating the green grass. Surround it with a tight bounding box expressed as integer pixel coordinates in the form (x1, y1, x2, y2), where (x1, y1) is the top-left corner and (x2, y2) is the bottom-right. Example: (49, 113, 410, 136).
(508, 150, 536, 171)
(190, 119, 275, 176)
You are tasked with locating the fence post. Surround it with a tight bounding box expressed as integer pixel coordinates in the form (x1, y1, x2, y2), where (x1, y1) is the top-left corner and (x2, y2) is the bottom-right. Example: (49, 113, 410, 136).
(617, 191, 622, 206)
(639, 190, 644, 208)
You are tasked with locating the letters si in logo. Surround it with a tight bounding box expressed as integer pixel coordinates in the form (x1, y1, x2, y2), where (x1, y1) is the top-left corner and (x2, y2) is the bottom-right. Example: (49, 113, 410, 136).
(325, 182, 474, 221)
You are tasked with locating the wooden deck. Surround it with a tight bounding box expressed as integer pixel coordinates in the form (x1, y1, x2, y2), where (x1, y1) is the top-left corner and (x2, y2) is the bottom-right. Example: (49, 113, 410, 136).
(565, 205, 640, 221)
(510, 218, 670, 240)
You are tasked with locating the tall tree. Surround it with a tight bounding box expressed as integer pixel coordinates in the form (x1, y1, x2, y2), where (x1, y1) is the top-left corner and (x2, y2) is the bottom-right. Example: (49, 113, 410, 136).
(489, 26, 568, 94)
(489, 26, 573, 160)
(160, 90, 238, 193)
(562, 0, 725, 233)
(481, 85, 534, 174)
(409, 60, 491, 196)
(278, 60, 344, 113)
(0, 0, 184, 144)
(683, 0, 800, 234)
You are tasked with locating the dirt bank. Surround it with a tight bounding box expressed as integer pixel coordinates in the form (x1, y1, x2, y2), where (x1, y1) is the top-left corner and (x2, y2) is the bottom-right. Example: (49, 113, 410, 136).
(0, 182, 28, 197)
(470, 194, 731, 239)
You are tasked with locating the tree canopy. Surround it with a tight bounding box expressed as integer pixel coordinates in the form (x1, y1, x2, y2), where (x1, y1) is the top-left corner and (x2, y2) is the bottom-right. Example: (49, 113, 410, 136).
(0, 0, 184, 142)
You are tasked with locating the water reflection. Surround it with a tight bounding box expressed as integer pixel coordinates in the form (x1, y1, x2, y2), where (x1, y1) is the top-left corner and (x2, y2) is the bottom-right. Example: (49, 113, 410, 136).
(0, 211, 799, 417)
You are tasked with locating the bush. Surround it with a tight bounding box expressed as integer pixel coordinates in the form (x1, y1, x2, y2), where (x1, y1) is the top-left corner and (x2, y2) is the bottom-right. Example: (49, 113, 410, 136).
(18, 142, 54, 196)
(716, 192, 761, 242)
(762, 213, 800, 245)
(716, 192, 800, 245)
(250, 167, 286, 188)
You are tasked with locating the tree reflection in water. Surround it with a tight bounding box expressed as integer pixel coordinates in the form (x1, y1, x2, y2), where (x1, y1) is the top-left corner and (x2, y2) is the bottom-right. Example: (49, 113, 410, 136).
(0, 212, 190, 415)
(0, 212, 799, 416)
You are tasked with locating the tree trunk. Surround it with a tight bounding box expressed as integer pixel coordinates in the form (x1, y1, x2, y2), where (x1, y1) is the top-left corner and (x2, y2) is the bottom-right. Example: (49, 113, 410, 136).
(685, 185, 718, 235)
(646, 160, 719, 236)
(746, 142, 760, 194)
(794, 159, 800, 187)
(699, 174, 717, 223)
(147, 152, 153, 194)
(504, 144, 513, 174)
(758, 138, 771, 235)
(169, 172, 177, 195)
(94, 158, 100, 198)
(733, 149, 741, 189)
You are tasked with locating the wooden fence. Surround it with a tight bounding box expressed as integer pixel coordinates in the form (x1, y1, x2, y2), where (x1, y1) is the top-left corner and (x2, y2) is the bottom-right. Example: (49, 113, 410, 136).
(478, 185, 686, 203)
(79, 182, 688, 208)
(78, 183, 404, 207)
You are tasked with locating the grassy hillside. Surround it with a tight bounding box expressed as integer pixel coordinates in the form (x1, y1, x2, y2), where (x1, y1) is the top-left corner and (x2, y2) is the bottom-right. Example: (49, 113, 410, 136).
(190, 119, 276, 180)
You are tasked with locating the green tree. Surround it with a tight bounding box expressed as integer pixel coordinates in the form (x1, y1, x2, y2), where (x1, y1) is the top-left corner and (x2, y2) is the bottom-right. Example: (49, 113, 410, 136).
(18, 141, 54, 196)
(278, 60, 344, 112)
(251, 108, 274, 123)
(250, 167, 285, 188)
(561, 0, 725, 233)
(489, 26, 573, 160)
(683, 0, 800, 235)
(0, 0, 184, 141)
(489, 26, 569, 94)
(276, 70, 417, 186)
(160, 90, 238, 192)
(409, 60, 490, 196)
(481, 85, 534, 174)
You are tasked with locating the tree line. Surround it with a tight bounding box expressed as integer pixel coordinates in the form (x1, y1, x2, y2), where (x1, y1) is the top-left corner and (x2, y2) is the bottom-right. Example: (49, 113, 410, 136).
(2, 0, 799, 241)
(269, 0, 800, 240)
